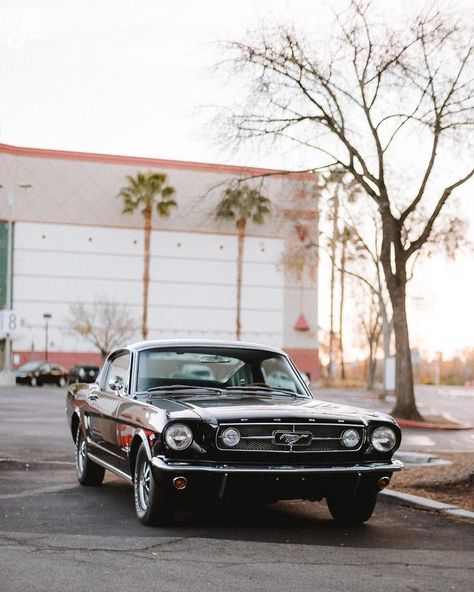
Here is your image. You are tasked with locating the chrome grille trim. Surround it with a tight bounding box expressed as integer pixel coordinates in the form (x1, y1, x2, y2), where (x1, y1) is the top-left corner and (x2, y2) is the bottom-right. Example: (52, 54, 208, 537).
(216, 422, 365, 453)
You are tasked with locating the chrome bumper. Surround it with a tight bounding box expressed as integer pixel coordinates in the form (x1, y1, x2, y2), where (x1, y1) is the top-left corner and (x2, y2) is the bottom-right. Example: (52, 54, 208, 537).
(151, 457, 403, 474)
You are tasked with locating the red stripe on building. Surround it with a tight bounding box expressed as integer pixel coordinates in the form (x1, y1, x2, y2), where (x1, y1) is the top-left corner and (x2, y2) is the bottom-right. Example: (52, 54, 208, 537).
(0, 143, 316, 181)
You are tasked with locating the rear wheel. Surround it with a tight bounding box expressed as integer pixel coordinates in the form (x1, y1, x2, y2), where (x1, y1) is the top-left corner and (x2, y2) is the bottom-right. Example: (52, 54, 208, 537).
(134, 444, 174, 526)
(58, 376, 66, 387)
(75, 426, 105, 486)
(326, 488, 378, 526)
(30, 376, 38, 387)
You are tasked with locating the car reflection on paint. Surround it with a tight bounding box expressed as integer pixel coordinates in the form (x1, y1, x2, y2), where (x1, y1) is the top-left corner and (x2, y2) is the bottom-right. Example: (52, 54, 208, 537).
(66, 340, 402, 527)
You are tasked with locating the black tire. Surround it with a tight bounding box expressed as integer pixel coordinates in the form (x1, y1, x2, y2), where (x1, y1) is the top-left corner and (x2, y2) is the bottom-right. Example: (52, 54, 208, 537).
(30, 376, 38, 387)
(58, 376, 67, 387)
(133, 444, 174, 526)
(326, 488, 378, 526)
(75, 426, 105, 486)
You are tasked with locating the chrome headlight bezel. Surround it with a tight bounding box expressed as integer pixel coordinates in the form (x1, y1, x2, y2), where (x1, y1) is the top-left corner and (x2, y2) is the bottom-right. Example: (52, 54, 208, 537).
(341, 428, 361, 448)
(370, 426, 397, 452)
(220, 427, 241, 448)
(164, 423, 193, 451)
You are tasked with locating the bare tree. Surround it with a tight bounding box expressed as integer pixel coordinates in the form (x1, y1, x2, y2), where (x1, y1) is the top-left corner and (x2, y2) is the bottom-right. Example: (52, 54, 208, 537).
(68, 300, 137, 359)
(353, 284, 382, 389)
(322, 169, 360, 381)
(221, 1, 474, 418)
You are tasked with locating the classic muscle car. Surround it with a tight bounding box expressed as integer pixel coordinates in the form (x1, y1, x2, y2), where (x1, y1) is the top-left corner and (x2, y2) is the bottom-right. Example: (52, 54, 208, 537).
(66, 340, 402, 526)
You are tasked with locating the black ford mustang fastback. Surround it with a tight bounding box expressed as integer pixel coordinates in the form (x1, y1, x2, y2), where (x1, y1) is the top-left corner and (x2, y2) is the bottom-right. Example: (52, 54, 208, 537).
(66, 340, 402, 526)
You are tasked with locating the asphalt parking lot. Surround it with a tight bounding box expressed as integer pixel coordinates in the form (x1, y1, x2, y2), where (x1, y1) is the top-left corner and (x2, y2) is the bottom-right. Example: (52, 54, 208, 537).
(1, 385, 473, 592)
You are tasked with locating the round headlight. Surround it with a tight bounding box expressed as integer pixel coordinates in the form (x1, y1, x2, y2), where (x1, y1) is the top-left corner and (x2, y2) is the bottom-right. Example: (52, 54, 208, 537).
(165, 424, 193, 451)
(341, 428, 360, 448)
(371, 426, 396, 452)
(221, 427, 241, 447)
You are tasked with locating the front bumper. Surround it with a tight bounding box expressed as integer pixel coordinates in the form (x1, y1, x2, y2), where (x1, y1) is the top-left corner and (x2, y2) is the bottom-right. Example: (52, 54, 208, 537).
(152, 457, 403, 474)
(151, 457, 403, 502)
(15, 375, 31, 384)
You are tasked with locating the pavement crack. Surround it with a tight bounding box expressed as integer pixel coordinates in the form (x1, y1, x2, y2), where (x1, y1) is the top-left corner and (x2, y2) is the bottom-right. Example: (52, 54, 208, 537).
(0, 534, 188, 555)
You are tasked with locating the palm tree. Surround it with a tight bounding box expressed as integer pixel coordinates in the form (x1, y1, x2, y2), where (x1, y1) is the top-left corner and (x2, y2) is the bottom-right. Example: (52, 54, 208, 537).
(215, 184, 271, 340)
(118, 171, 177, 339)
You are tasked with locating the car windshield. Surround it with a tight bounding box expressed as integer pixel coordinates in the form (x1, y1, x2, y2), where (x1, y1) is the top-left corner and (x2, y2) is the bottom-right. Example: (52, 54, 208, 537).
(136, 347, 309, 396)
(18, 362, 41, 371)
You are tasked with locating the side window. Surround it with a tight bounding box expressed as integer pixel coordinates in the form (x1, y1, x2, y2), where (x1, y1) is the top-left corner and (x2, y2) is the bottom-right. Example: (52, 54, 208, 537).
(105, 353, 130, 394)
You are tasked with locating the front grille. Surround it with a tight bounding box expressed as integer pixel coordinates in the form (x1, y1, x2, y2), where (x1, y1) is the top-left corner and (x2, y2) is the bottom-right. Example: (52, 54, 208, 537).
(216, 422, 365, 453)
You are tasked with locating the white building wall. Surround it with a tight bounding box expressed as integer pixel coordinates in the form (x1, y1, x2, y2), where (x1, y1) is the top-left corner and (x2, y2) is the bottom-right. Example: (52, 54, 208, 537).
(1, 143, 318, 376)
(14, 221, 284, 353)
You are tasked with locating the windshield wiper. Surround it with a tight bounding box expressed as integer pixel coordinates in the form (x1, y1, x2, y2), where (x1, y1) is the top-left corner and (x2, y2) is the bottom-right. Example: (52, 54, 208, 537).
(144, 385, 224, 394)
(225, 386, 300, 397)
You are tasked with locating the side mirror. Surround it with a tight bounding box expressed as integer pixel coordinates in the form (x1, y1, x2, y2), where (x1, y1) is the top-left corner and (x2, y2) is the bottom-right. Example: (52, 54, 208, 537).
(109, 375, 125, 392)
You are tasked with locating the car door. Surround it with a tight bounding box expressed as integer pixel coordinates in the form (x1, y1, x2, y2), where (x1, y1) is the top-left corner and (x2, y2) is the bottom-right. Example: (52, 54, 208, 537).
(86, 351, 131, 468)
(38, 363, 52, 385)
(49, 364, 63, 384)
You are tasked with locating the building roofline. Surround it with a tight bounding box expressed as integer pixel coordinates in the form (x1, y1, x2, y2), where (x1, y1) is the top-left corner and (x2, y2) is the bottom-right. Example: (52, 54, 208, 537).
(0, 142, 316, 181)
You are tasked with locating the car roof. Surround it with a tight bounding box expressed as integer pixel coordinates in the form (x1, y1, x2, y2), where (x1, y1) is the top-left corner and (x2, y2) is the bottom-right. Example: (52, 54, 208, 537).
(127, 339, 287, 356)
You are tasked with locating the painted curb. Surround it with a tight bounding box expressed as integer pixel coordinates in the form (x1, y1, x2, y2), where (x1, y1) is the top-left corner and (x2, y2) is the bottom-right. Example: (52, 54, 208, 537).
(396, 419, 473, 430)
(381, 488, 474, 523)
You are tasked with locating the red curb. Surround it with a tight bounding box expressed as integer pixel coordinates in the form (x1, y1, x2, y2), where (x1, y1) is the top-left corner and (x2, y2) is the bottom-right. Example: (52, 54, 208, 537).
(396, 418, 473, 430)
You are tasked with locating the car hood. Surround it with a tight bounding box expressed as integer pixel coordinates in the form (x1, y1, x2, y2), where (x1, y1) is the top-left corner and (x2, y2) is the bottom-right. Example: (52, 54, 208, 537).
(152, 393, 395, 425)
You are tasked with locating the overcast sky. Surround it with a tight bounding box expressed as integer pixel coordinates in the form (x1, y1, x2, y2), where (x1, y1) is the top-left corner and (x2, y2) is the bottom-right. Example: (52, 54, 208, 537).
(1, 0, 473, 359)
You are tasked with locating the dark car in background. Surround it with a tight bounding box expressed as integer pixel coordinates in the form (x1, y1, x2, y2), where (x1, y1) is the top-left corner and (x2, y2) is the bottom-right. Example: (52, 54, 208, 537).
(68, 364, 100, 385)
(66, 339, 402, 527)
(16, 361, 68, 387)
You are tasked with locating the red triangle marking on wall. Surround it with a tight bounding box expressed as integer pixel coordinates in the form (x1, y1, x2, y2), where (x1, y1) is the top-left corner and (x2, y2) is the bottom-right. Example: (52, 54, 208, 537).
(295, 223, 308, 242)
(294, 313, 310, 331)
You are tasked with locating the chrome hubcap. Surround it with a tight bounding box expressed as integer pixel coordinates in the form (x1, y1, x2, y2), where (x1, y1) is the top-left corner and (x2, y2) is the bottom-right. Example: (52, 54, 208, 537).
(138, 461, 151, 510)
(77, 438, 86, 473)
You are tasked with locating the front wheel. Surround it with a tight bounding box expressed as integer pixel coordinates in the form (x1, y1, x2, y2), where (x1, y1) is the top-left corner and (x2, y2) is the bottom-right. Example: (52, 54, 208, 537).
(58, 376, 67, 387)
(134, 444, 174, 526)
(326, 488, 378, 526)
(75, 427, 105, 486)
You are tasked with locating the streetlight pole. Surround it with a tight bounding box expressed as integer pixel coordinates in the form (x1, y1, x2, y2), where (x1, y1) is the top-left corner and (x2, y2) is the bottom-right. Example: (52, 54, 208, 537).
(43, 313, 52, 362)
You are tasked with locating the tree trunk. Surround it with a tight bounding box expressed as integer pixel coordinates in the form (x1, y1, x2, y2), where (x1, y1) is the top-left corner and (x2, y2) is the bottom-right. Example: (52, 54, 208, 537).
(376, 263, 393, 397)
(142, 204, 152, 340)
(339, 232, 346, 380)
(367, 346, 377, 390)
(379, 210, 421, 420)
(236, 217, 246, 340)
(328, 192, 339, 380)
(388, 283, 421, 419)
(367, 319, 382, 390)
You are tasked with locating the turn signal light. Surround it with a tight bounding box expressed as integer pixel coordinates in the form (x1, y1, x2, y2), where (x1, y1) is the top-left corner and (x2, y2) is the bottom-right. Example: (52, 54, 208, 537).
(173, 476, 188, 490)
(377, 476, 390, 490)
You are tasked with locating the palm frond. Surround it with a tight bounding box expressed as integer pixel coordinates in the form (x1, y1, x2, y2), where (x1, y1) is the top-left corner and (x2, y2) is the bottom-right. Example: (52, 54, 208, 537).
(215, 184, 271, 227)
(118, 170, 177, 219)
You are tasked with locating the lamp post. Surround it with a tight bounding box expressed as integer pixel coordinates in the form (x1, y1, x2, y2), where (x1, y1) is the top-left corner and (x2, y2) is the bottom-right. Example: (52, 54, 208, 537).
(43, 313, 52, 362)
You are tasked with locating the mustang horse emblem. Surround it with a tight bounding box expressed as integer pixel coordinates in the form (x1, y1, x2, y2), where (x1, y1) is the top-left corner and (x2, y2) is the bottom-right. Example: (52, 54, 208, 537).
(281, 433, 305, 445)
(273, 431, 313, 448)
